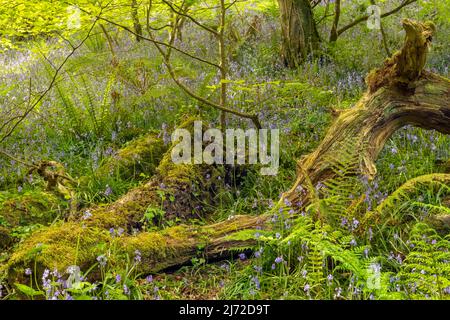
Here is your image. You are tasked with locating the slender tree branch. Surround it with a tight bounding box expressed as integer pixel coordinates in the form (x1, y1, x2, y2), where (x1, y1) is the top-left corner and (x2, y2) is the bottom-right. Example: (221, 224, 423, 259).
(0, 18, 100, 144)
(150, 34, 261, 128)
(161, 0, 219, 36)
(77, 7, 222, 69)
(77, 2, 260, 128)
(0, 148, 76, 184)
(370, 0, 391, 57)
(337, 0, 417, 37)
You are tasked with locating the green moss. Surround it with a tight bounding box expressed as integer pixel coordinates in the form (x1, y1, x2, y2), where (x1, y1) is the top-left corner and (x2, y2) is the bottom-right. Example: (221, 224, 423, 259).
(77, 118, 222, 227)
(223, 229, 271, 242)
(4, 117, 234, 283)
(423, 83, 446, 95)
(0, 191, 62, 227)
(0, 225, 13, 249)
(0, 191, 65, 249)
(121, 225, 198, 272)
(96, 132, 167, 181)
(5, 222, 110, 284)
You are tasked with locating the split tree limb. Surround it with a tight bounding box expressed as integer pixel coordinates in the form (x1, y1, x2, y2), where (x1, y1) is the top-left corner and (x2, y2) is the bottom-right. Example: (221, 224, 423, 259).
(282, 19, 449, 208)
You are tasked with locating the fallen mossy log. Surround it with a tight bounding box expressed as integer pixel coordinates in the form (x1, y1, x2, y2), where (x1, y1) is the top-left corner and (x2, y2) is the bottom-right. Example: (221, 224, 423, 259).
(4, 19, 450, 284)
(2, 118, 252, 282)
(0, 132, 168, 250)
(73, 118, 234, 229)
(5, 215, 270, 284)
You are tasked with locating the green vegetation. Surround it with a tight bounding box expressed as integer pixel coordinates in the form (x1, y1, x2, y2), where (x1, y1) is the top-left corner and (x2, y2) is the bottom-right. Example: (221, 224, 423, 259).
(0, 0, 449, 300)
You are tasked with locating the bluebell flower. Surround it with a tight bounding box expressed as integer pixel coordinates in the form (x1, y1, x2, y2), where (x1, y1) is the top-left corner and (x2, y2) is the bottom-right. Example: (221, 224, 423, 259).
(221, 263, 230, 272)
(96, 255, 107, 267)
(134, 250, 142, 263)
(334, 287, 342, 298)
(82, 210, 92, 220)
(251, 276, 260, 290)
(104, 185, 113, 197)
(253, 265, 262, 274)
(327, 274, 333, 284)
(123, 284, 130, 295)
(42, 269, 50, 280)
(352, 218, 359, 230)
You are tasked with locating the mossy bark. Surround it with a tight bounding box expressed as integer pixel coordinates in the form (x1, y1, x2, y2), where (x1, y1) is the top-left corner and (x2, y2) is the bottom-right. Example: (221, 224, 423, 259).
(79, 118, 230, 230)
(0, 191, 64, 249)
(278, 0, 320, 68)
(93, 132, 168, 181)
(4, 215, 269, 284)
(5, 222, 111, 284)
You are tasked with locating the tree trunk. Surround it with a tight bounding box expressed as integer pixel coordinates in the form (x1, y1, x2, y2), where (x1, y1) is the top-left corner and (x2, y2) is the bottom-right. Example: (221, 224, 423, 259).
(131, 0, 143, 42)
(4, 20, 450, 283)
(278, 0, 320, 68)
(329, 0, 341, 42)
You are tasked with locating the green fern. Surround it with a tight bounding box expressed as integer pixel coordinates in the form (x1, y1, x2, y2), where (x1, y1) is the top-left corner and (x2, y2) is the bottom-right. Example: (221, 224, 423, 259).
(396, 223, 450, 299)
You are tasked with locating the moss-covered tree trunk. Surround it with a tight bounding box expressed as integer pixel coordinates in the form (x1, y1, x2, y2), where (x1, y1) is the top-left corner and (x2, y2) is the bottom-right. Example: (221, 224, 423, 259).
(131, 0, 143, 42)
(278, 0, 320, 68)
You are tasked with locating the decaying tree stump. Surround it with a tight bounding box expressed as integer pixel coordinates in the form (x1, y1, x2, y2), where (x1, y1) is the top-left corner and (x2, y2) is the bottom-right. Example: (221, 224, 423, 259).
(3, 20, 450, 283)
(282, 19, 449, 208)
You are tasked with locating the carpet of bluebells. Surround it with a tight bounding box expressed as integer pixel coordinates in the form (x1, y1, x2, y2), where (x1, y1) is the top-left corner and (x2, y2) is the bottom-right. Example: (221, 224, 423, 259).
(0, 1, 449, 300)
